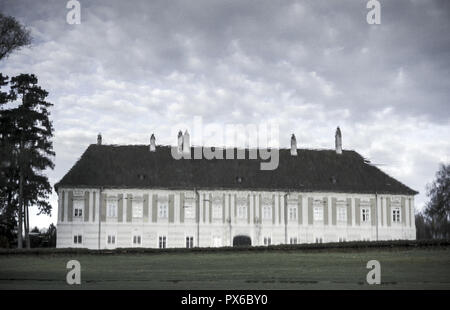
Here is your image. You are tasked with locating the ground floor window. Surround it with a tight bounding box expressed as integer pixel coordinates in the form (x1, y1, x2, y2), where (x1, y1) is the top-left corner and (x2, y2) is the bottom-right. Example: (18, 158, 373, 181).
(73, 234, 82, 244)
(338, 237, 346, 242)
(263, 236, 271, 246)
(290, 237, 298, 244)
(159, 236, 167, 248)
(133, 235, 141, 245)
(107, 235, 116, 245)
(186, 236, 194, 248)
(315, 237, 323, 244)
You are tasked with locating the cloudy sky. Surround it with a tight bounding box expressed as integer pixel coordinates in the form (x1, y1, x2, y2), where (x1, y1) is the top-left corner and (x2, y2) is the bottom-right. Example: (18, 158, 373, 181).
(1, 0, 449, 229)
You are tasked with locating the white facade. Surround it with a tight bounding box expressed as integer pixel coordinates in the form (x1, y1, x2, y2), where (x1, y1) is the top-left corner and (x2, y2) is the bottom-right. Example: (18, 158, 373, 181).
(56, 187, 416, 249)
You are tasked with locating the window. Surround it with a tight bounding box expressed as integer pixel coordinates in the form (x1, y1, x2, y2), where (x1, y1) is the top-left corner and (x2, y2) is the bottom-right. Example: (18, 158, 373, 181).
(107, 234, 116, 245)
(212, 204, 222, 219)
(238, 206, 247, 219)
(290, 237, 298, 244)
(313, 207, 323, 221)
(186, 236, 194, 248)
(74, 200, 83, 217)
(133, 200, 143, 218)
(262, 206, 272, 219)
(361, 208, 370, 223)
(159, 236, 167, 248)
(338, 207, 347, 222)
(73, 234, 82, 244)
(133, 235, 141, 245)
(392, 207, 401, 223)
(263, 237, 271, 246)
(158, 204, 168, 219)
(184, 204, 194, 219)
(107, 200, 117, 217)
(315, 237, 323, 244)
(338, 237, 346, 242)
(288, 206, 297, 221)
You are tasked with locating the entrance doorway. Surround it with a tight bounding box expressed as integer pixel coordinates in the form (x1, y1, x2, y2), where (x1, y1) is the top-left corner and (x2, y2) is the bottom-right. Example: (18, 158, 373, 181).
(233, 235, 251, 246)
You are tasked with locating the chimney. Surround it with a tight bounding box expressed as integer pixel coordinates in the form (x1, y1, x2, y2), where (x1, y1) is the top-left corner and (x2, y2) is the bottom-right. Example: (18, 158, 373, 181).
(177, 130, 183, 153)
(335, 126, 342, 154)
(150, 133, 156, 152)
(290, 134, 297, 156)
(182, 130, 191, 157)
(97, 133, 102, 145)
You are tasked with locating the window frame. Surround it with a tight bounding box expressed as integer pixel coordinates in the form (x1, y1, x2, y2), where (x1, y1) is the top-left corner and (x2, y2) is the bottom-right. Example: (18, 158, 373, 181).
(73, 199, 84, 218)
(288, 206, 297, 221)
(158, 204, 168, 219)
(361, 207, 371, 223)
(313, 206, 323, 221)
(185, 236, 194, 248)
(392, 207, 401, 223)
(158, 235, 167, 249)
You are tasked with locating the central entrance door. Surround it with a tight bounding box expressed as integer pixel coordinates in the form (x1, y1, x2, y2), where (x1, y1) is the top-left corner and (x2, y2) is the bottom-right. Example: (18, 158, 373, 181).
(233, 235, 252, 247)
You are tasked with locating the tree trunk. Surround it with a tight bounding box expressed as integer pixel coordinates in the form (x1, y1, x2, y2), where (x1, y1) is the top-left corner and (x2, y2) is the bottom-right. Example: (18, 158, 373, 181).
(17, 168, 23, 248)
(25, 203, 30, 248)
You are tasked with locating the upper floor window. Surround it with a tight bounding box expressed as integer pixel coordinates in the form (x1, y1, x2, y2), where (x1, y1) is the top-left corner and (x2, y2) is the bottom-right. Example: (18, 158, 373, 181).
(237, 206, 247, 219)
(313, 206, 323, 221)
(107, 200, 117, 217)
(361, 207, 370, 223)
(288, 206, 297, 221)
(73, 200, 83, 217)
(392, 207, 401, 223)
(212, 203, 222, 219)
(158, 204, 168, 219)
(184, 204, 195, 219)
(133, 200, 143, 218)
(338, 207, 347, 222)
(262, 206, 272, 219)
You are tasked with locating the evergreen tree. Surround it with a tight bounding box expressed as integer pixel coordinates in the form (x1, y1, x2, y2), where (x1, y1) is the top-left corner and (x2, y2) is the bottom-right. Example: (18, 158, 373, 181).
(0, 74, 55, 248)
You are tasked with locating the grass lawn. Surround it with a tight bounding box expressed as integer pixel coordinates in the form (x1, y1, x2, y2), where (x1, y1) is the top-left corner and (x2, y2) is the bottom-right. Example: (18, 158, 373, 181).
(0, 247, 449, 289)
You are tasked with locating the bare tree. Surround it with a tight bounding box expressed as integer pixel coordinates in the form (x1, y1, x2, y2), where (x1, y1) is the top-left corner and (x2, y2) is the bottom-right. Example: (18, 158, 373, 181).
(0, 13, 31, 61)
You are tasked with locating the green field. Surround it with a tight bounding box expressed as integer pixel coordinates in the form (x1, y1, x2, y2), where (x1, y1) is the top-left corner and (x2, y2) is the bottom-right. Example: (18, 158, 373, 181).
(1, 247, 450, 289)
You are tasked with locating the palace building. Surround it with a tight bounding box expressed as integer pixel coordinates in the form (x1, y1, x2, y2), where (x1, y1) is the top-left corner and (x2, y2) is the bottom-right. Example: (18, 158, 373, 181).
(55, 128, 417, 249)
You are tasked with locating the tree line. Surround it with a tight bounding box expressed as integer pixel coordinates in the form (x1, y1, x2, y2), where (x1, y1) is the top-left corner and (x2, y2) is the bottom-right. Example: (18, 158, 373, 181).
(415, 164, 450, 239)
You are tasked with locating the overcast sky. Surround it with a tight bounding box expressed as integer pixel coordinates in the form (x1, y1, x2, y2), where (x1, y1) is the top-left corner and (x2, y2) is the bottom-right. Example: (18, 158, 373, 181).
(0, 0, 449, 229)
